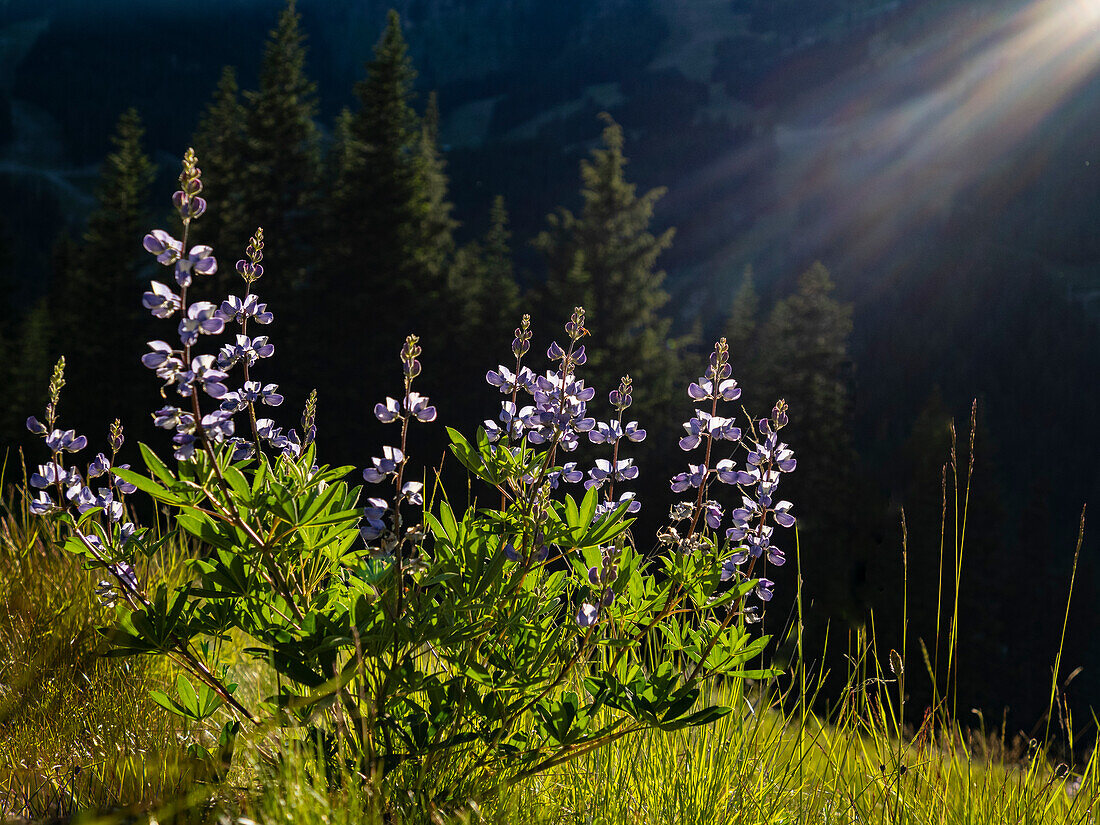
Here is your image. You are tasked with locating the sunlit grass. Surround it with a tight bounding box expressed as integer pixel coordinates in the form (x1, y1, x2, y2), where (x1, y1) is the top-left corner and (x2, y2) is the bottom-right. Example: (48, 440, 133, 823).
(0, 418, 1096, 824)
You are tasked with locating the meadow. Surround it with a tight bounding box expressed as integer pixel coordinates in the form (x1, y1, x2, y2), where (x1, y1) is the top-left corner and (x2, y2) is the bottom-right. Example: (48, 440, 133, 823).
(1, 442, 1094, 824)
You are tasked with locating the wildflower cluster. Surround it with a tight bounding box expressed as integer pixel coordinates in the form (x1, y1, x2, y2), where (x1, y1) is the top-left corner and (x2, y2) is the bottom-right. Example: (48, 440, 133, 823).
(23, 152, 799, 798)
(664, 338, 796, 608)
(138, 157, 301, 464)
(26, 357, 139, 565)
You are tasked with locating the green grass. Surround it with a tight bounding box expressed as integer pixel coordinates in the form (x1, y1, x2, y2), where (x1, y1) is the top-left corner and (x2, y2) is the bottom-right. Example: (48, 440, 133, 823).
(1, 439, 1096, 824)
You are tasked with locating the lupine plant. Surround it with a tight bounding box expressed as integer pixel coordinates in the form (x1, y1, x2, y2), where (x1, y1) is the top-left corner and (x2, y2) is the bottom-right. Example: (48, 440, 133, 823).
(24, 152, 796, 808)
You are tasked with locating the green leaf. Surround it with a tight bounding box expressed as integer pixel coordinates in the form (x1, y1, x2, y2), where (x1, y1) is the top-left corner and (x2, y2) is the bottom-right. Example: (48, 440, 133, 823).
(177, 674, 199, 715)
(112, 467, 184, 504)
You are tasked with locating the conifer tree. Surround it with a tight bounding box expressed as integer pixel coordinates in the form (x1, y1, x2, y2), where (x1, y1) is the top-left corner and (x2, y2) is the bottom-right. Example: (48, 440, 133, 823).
(53, 108, 155, 436)
(239, 1, 321, 291)
(193, 66, 249, 286)
(535, 113, 683, 426)
(448, 196, 520, 358)
(323, 9, 458, 413)
(754, 262, 854, 496)
(723, 264, 759, 375)
(329, 10, 455, 308)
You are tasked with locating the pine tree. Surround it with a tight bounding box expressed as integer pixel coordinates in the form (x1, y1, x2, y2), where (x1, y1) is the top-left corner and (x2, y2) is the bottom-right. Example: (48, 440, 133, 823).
(241, 0, 321, 294)
(535, 113, 684, 427)
(192, 66, 249, 285)
(52, 109, 155, 437)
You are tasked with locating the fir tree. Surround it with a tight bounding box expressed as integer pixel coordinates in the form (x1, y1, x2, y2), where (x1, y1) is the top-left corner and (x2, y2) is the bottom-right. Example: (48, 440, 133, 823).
(192, 65, 249, 286)
(328, 9, 455, 311)
(448, 195, 520, 363)
(241, 0, 321, 294)
(754, 261, 854, 504)
(322, 9, 458, 431)
(723, 264, 759, 376)
(535, 113, 684, 427)
(52, 109, 155, 437)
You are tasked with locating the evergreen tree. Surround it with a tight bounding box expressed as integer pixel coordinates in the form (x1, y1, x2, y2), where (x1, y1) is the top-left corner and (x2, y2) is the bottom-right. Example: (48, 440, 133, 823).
(241, 0, 321, 294)
(448, 195, 520, 363)
(327, 10, 454, 312)
(754, 262, 854, 506)
(535, 113, 684, 427)
(414, 92, 457, 280)
(751, 262, 858, 625)
(192, 66, 249, 286)
(52, 109, 155, 437)
(723, 265, 759, 379)
(321, 9, 458, 439)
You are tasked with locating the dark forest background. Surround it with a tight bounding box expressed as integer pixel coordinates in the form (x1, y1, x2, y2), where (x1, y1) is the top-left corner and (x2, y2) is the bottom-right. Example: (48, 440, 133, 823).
(0, 0, 1097, 734)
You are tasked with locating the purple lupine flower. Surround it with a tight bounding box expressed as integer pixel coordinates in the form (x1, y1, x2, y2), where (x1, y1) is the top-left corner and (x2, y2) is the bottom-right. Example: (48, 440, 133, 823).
(401, 481, 424, 506)
(218, 294, 273, 325)
(256, 419, 288, 450)
(404, 392, 436, 422)
(703, 500, 724, 530)
(173, 190, 206, 219)
(576, 603, 599, 627)
(547, 462, 584, 489)
(25, 416, 47, 435)
(201, 410, 235, 442)
(29, 491, 59, 515)
(178, 302, 225, 347)
(142, 281, 182, 319)
(755, 578, 775, 602)
(226, 437, 256, 462)
(87, 453, 111, 478)
(716, 459, 755, 486)
(588, 421, 622, 445)
(670, 464, 707, 492)
(113, 561, 139, 592)
(375, 397, 401, 423)
(486, 365, 535, 394)
(720, 557, 741, 582)
(111, 467, 137, 495)
(223, 381, 283, 413)
(93, 488, 125, 523)
(30, 463, 68, 488)
(173, 244, 217, 287)
(46, 429, 87, 454)
(235, 259, 263, 281)
(484, 402, 532, 443)
(502, 540, 520, 562)
(173, 431, 198, 461)
(153, 406, 190, 430)
(774, 500, 796, 528)
(143, 230, 182, 265)
(66, 483, 97, 514)
(363, 446, 404, 483)
(688, 377, 741, 402)
(141, 340, 184, 378)
(594, 492, 641, 519)
(360, 498, 389, 541)
(585, 458, 639, 490)
(180, 355, 228, 399)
